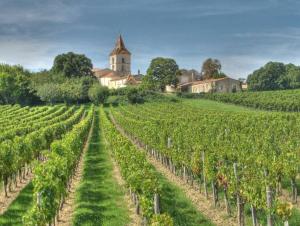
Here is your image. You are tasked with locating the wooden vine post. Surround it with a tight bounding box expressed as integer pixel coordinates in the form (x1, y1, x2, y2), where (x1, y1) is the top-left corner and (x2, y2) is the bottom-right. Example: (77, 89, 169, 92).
(202, 151, 208, 198)
(167, 137, 172, 149)
(224, 186, 231, 216)
(234, 163, 245, 226)
(251, 205, 258, 226)
(154, 193, 160, 214)
(264, 169, 273, 226)
(212, 181, 218, 207)
(291, 178, 297, 204)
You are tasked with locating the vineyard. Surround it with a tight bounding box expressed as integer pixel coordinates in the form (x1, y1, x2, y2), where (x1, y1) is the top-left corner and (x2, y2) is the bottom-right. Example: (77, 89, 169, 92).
(0, 100, 299, 226)
(110, 101, 300, 226)
(185, 89, 300, 111)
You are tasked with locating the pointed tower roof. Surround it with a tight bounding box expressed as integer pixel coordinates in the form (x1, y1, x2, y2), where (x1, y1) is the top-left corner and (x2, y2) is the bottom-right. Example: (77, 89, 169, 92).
(110, 35, 131, 56)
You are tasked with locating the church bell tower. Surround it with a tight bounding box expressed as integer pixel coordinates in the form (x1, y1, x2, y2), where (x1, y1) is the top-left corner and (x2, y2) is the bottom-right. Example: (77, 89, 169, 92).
(109, 35, 131, 75)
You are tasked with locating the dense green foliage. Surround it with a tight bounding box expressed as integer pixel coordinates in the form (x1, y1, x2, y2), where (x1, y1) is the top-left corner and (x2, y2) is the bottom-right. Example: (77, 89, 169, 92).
(142, 57, 180, 91)
(0, 64, 38, 105)
(185, 89, 300, 111)
(88, 83, 109, 105)
(247, 62, 300, 91)
(111, 102, 300, 225)
(0, 54, 96, 105)
(31, 69, 97, 104)
(108, 87, 175, 106)
(126, 88, 145, 104)
(51, 52, 93, 77)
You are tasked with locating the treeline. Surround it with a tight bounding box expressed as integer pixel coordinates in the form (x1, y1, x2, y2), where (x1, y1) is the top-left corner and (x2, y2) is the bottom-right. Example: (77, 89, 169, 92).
(0, 52, 110, 105)
(0, 52, 171, 106)
(247, 62, 300, 91)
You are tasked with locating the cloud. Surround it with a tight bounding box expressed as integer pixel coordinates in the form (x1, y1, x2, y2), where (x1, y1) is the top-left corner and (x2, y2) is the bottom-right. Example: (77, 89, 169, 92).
(0, 38, 73, 70)
(0, 0, 80, 25)
(0, 0, 300, 78)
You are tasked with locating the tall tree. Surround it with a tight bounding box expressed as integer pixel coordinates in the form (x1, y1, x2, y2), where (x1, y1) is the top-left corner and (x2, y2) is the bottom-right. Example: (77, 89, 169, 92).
(201, 58, 225, 79)
(0, 64, 37, 105)
(51, 52, 93, 77)
(246, 62, 300, 91)
(143, 57, 180, 91)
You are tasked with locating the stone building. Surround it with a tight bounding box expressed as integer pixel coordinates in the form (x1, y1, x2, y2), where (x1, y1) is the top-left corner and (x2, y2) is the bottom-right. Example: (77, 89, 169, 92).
(93, 35, 140, 89)
(166, 69, 200, 92)
(179, 77, 242, 93)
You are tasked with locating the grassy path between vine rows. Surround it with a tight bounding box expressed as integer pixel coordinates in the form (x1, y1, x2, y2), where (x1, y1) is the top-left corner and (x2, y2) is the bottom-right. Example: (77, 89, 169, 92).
(0, 172, 33, 216)
(155, 169, 215, 226)
(71, 110, 131, 226)
(0, 182, 34, 225)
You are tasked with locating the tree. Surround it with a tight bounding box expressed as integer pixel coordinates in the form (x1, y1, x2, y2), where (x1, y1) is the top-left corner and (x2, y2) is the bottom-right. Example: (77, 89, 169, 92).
(88, 84, 109, 105)
(35, 77, 96, 104)
(246, 62, 300, 91)
(143, 57, 180, 91)
(284, 64, 300, 89)
(51, 52, 93, 77)
(126, 88, 144, 104)
(0, 73, 18, 104)
(201, 58, 225, 79)
(0, 64, 37, 105)
(35, 83, 63, 104)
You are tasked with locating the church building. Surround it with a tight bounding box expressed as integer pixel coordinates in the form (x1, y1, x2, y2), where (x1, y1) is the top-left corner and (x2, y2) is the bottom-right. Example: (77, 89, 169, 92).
(93, 35, 141, 89)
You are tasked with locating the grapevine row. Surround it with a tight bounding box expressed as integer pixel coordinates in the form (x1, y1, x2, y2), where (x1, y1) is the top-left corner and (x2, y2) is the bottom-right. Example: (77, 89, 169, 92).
(100, 108, 174, 226)
(0, 105, 62, 130)
(187, 89, 300, 112)
(0, 106, 78, 142)
(23, 105, 94, 226)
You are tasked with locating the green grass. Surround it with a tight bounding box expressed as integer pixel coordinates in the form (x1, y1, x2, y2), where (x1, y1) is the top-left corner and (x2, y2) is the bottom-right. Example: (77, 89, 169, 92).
(182, 98, 264, 113)
(157, 172, 214, 226)
(72, 111, 130, 226)
(0, 182, 34, 226)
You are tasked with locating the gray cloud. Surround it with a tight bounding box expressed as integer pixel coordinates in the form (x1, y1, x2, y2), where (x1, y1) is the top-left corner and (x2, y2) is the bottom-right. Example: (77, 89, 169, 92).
(0, 0, 80, 25)
(0, 0, 300, 78)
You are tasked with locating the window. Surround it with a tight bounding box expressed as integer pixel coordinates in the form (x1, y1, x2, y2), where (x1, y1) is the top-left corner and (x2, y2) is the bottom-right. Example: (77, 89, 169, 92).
(122, 58, 125, 63)
(232, 84, 237, 93)
(112, 57, 115, 64)
(122, 65, 124, 71)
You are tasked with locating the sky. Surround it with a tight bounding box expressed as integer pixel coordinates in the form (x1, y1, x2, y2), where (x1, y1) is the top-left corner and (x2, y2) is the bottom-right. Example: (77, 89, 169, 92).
(0, 0, 300, 79)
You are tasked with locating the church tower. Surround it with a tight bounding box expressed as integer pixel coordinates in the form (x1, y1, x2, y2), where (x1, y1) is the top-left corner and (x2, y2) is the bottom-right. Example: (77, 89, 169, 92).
(110, 35, 131, 75)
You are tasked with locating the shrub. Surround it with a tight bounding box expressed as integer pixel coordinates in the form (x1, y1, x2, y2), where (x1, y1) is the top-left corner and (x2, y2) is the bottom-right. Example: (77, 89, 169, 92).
(88, 84, 109, 105)
(127, 88, 144, 104)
